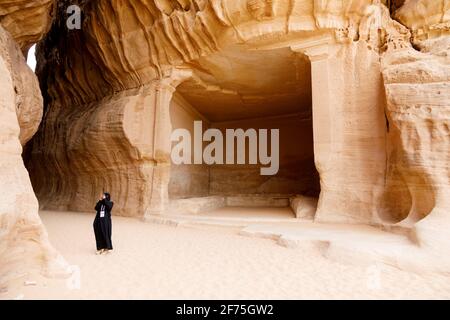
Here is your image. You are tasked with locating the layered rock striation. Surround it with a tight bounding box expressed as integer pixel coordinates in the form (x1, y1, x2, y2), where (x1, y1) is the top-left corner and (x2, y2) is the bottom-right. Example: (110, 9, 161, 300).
(0, 0, 66, 289)
(28, 0, 401, 222)
(381, 0, 450, 248)
(0, 0, 448, 283)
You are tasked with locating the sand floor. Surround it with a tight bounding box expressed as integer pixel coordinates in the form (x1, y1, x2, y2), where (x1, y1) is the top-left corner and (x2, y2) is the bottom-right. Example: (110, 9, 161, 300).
(3, 210, 450, 299)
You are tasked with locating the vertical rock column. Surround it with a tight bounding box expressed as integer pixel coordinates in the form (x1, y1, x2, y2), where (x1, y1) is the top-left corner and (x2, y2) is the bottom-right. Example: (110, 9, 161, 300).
(145, 68, 193, 216)
(383, 43, 450, 248)
(292, 35, 388, 224)
(146, 82, 175, 216)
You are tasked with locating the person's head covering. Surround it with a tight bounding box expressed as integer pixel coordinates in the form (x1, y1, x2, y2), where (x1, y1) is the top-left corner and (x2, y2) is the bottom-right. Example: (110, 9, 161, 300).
(104, 192, 111, 201)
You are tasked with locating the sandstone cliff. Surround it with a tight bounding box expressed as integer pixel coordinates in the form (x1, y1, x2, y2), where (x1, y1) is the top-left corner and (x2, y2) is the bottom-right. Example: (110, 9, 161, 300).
(0, 0, 55, 53)
(1, 0, 449, 289)
(381, 0, 450, 249)
(0, 0, 66, 289)
(27, 0, 399, 221)
(24, 1, 450, 238)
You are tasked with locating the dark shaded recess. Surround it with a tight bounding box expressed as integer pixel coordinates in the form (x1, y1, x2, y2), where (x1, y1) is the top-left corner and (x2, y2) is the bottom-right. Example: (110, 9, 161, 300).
(387, 0, 406, 16)
(22, 0, 92, 169)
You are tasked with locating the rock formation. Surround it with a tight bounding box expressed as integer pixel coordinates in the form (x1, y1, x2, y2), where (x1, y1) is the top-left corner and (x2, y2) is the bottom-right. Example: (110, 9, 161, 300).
(27, 0, 390, 221)
(0, 0, 67, 289)
(381, 0, 450, 249)
(0, 0, 449, 288)
(23, 1, 449, 233)
(0, 0, 55, 53)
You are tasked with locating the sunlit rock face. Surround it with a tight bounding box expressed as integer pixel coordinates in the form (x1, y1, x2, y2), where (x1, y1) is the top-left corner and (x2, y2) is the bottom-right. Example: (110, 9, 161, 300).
(381, 0, 450, 249)
(0, 0, 55, 53)
(395, 0, 449, 44)
(0, 0, 66, 289)
(15, 0, 450, 249)
(26, 0, 389, 221)
(0, 0, 448, 292)
(0, 0, 55, 144)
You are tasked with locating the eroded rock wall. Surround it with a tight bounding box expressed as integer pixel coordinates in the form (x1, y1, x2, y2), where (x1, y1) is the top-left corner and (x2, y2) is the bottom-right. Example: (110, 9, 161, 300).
(311, 40, 389, 224)
(0, 0, 66, 289)
(381, 0, 450, 247)
(1, 0, 449, 289)
(28, 0, 394, 220)
(23, 0, 450, 253)
(28, 84, 164, 217)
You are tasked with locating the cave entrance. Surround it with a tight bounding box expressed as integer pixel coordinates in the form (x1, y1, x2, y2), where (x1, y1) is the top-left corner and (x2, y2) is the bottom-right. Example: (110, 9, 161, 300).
(167, 46, 320, 219)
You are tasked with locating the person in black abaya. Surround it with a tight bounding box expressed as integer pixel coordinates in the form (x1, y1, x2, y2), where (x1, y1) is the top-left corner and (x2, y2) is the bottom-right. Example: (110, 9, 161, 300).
(93, 192, 114, 255)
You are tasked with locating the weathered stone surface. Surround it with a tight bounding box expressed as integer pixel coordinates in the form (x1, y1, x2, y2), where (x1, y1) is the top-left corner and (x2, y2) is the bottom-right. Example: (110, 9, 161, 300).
(381, 0, 450, 250)
(0, 29, 65, 288)
(2, 32, 43, 145)
(12, 1, 450, 252)
(290, 195, 317, 220)
(0, 0, 55, 52)
(396, 0, 449, 45)
(28, 0, 394, 223)
(36, 0, 395, 107)
(168, 196, 226, 215)
(1, 0, 449, 294)
(0, 0, 55, 145)
(0, 0, 66, 289)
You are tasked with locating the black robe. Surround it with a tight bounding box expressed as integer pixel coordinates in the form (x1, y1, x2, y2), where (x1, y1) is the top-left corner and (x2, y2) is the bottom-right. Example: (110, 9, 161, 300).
(93, 199, 114, 250)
